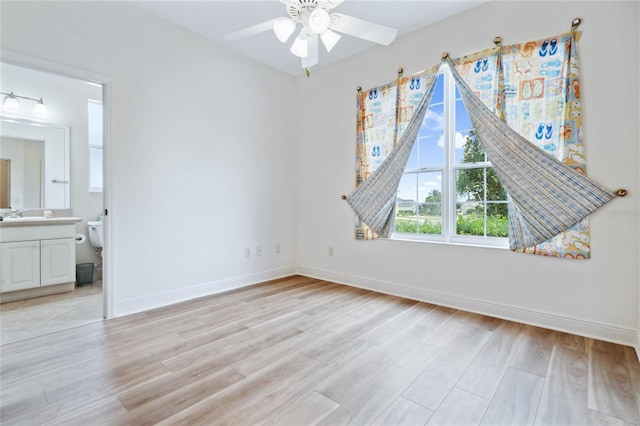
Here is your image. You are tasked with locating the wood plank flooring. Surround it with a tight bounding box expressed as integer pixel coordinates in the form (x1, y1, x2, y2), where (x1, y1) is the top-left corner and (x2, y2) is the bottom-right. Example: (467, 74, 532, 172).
(1, 275, 639, 425)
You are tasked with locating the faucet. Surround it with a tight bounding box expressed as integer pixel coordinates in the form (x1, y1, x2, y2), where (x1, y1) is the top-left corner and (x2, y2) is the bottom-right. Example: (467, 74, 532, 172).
(10, 209, 30, 218)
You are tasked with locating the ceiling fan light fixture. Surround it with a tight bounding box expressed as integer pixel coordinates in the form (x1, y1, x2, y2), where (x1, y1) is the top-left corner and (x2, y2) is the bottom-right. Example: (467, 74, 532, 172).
(273, 18, 296, 43)
(290, 35, 308, 58)
(320, 29, 341, 52)
(309, 9, 330, 34)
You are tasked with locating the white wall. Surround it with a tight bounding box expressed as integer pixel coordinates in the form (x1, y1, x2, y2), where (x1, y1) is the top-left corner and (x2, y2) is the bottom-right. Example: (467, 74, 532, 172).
(1, 1, 298, 315)
(1, 63, 103, 265)
(295, 1, 640, 346)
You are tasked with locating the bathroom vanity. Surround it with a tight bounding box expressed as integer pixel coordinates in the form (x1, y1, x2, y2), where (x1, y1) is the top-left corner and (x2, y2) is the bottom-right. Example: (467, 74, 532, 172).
(0, 217, 81, 303)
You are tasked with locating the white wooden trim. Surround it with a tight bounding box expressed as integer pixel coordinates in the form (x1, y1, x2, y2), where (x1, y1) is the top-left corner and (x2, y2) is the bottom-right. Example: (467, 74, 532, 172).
(114, 267, 297, 317)
(296, 266, 639, 348)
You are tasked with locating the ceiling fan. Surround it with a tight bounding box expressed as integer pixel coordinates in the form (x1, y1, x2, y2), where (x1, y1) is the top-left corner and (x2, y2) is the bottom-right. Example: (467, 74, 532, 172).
(223, 0, 398, 75)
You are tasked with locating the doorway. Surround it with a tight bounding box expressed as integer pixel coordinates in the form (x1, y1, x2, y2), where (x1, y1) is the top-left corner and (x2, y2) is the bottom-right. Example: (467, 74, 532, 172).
(0, 57, 111, 344)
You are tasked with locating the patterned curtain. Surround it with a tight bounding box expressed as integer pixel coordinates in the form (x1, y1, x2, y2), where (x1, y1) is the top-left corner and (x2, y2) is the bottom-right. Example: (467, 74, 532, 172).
(355, 82, 397, 240)
(447, 56, 613, 251)
(353, 67, 439, 239)
(501, 32, 594, 258)
(451, 46, 504, 118)
(349, 30, 617, 257)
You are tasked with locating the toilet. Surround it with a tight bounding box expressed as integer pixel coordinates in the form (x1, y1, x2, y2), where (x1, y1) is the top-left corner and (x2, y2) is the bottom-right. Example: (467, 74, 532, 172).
(87, 221, 104, 250)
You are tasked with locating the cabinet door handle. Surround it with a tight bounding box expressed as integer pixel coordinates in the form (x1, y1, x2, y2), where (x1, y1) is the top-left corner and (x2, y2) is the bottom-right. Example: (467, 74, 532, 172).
(52, 179, 69, 184)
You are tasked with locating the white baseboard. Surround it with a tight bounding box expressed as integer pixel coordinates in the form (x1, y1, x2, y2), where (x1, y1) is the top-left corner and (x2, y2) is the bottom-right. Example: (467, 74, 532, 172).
(114, 266, 296, 317)
(296, 266, 639, 348)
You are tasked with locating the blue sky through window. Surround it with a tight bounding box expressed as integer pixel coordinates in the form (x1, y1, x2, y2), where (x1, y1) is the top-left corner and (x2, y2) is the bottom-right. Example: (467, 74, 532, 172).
(398, 73, 473, 203)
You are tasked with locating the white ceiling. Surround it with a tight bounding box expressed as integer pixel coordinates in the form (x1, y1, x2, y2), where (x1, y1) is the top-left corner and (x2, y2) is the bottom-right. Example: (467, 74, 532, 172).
(129, 0, 488, 76)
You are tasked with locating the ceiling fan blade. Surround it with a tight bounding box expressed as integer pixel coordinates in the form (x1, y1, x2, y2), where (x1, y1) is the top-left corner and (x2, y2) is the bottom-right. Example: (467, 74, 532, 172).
(318, 0, 346, 8)
(302, 34, 319, 68)
(223, 19, 277, 41)
(330, 13, 398, 46)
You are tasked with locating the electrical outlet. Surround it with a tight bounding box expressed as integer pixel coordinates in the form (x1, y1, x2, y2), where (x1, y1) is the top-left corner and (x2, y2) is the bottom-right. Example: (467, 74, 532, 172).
(256, 246, 263, 256)
(329, 246, 334, 256)
(275, 243, 281, 254)
(245, 248, 251, 258)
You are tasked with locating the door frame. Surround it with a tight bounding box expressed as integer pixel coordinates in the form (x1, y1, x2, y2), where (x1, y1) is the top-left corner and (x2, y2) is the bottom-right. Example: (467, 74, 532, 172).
(1, 49, 115, 319)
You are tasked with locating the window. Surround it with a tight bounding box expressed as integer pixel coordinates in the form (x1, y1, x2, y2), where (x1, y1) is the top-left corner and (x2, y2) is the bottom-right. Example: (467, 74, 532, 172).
(88, 100, 103, 192)
(394, 65, 509, 247)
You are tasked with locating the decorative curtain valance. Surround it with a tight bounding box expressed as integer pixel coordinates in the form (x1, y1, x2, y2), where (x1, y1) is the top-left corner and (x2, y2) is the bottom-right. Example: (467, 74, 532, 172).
(346, 28, 622, 257)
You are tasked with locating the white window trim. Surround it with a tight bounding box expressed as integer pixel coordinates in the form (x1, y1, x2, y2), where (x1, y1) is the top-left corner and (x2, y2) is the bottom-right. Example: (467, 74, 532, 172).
(88, 99, 103, 193)
(391, 65, 509, 249)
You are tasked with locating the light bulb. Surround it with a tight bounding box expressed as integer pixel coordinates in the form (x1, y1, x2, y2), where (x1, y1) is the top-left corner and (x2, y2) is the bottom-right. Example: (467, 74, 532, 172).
(290, 35, 308, 58)
(33, 99, 48, 118)
(3, 93, 20, 113)
(321, 29, 341, 52)
(273, 18, 295, 43)
(309, 9, 330, 34)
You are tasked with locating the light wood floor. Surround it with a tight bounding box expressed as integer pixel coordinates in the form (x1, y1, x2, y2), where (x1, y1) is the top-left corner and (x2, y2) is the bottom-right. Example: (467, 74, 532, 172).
(1, 275, 639, 425)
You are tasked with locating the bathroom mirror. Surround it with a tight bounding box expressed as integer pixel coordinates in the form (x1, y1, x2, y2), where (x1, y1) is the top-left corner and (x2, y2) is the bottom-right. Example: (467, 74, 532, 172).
(0, 117, 70, 209)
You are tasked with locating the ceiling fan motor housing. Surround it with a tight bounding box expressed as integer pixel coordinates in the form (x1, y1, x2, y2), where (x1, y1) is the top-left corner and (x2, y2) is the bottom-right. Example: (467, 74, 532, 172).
(287, 0, 321, 20)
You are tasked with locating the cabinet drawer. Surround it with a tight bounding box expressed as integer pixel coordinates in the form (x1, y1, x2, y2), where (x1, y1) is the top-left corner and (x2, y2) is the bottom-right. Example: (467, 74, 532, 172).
(1, 224, 76, 242)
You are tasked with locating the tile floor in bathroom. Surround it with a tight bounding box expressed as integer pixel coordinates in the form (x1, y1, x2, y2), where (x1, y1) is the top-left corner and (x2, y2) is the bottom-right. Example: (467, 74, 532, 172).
(0, 281, 103, 345)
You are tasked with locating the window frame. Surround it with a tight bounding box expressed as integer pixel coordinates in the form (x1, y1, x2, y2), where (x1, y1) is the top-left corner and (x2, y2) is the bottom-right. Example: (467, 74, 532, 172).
(391, 65, 509, 249)
(87, 99, 103, 193)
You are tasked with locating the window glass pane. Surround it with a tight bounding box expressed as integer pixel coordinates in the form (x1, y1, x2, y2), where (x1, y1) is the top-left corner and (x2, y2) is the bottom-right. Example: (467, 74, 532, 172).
(88, 101, 103, 146)
(486, 168, 508, 201)
(453, 130, 471, 164)
(456, 130, 485, 164)
(486, 206, 509, 237)
(397, 173, 417, 202)
(420, 104, 445, 137)
(405, 139, 419, 170)
(418, 172, 442, 235)
(456, 202, 485, 236)
(430, 73, 445, 104)
(417, 171, 441, 203)
(455, 99, 472, 132)
(89, 147, 103, 189)
(456, 168, 485, 202)
(395, 211, 418, 233)
(417, 204, 442, 235)
(418, 134, 443, 168)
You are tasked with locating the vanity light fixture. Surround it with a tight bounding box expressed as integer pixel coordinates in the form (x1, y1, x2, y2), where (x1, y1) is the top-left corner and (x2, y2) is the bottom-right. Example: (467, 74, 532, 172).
(1, 91, 48, 118)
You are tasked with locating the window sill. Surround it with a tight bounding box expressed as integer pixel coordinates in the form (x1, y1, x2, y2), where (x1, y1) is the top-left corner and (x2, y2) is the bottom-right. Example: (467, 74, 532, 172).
(389, 233, 509, 250)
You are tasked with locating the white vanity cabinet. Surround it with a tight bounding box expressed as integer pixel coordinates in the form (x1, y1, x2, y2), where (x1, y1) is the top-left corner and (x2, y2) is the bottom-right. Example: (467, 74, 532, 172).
(40, 238, 76, 286)
(0, 240, 41, 292)
(0, 219, 80, 301)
